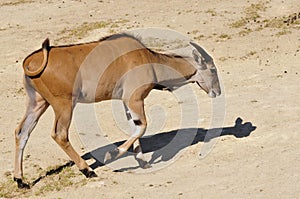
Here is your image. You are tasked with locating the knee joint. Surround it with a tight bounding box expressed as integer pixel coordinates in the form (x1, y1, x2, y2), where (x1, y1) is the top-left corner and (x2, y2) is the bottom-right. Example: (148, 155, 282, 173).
(51, 131, 68, 144)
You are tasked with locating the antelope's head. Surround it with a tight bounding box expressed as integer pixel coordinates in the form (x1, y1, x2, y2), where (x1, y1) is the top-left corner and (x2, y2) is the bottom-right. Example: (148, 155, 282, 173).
(189, 42, 221, 98)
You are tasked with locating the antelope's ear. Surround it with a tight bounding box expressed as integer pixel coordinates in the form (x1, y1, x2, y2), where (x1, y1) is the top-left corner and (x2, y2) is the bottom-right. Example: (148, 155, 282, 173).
(192, 49, 200, 63)
(192, 49, 207, 70)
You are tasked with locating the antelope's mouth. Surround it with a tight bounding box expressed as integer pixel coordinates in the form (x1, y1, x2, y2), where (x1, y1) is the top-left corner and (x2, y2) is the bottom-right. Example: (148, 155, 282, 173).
(196, 81, 209, 93)
(208, 90, 217, 98)
(209, 88, 221, 98)
(196, 82, 221, 98)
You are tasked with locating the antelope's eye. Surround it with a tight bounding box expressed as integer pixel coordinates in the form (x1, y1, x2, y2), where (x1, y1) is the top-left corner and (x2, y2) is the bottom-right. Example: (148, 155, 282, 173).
(200, 58, 206, 65)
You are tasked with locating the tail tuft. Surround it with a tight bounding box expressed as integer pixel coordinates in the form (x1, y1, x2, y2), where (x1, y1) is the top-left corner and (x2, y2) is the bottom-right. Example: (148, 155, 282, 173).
(42, 38, 50, 50)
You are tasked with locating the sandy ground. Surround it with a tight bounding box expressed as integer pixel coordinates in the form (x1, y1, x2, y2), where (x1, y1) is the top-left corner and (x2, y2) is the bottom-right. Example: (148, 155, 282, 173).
(0, 0, 300, 198)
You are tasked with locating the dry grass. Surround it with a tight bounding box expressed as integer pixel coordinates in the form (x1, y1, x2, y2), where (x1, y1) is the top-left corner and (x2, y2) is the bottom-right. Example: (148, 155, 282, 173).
(57, 19, 130, 42)
(229, 18, 248, 28)
(244, 1, 267, 20)
(0, 179, 28, 198)
(275, 29, 292, 36)
(229, 1, 267, 28)
(205, 9, 217, 17)
(58, 21, 110, 41)
(264, 18, 286, 28)
(0, 0, 34, 6)
(238, 28, 253, 36)
(193, 34, 205, 41)
(229, 1, 298, 37)
(218, 34, 231, 40)
(0, 165, 89, 198)
(34, 167, 77, 196)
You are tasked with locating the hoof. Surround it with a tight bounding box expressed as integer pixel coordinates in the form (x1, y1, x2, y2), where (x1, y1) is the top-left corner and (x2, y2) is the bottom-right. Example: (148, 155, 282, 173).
(14, 178, 30, 189)
(136, 159, 152, 169)
(104, 148, 119, 164)
(80, 169, 98, 178)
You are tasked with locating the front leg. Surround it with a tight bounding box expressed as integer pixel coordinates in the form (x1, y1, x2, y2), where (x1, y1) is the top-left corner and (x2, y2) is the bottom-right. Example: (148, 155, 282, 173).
(104, 100, 150, 168)
(133, 140, 151, 169)
(104, 124, 147, 164)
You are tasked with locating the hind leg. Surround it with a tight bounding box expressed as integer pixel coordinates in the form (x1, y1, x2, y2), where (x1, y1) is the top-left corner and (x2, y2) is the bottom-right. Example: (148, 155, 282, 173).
(51, 99, 97, 178)
(14, 91, 49, 189)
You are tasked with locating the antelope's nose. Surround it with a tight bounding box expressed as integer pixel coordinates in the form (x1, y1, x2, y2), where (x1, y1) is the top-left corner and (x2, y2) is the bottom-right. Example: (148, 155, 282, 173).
(215, 89, 221, 96)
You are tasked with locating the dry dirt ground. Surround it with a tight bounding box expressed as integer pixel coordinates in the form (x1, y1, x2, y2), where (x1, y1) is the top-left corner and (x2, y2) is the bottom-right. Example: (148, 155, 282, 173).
(0, 0, 300, 198)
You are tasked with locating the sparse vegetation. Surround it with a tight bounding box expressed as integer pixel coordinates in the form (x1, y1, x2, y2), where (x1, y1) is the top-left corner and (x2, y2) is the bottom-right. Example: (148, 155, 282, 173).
(218, 34, 231, 40)
(190, 30, 200, 35)
(34, 167, 76, 196)
(229, 1, 298, 37)
(0, 164, 89, 198)
(219, 57, 228, 62)
(0, 0, 34, 6)
(214, 33, 232, 42)
(193, 34, 205, 41)
(264, 12, 300, 29)
(229, 18, 248, 28)
(0, 177, 31, 198)
(229, 1, 267, 28)
(59, 21, 110, 40)
(57, 19, 130, 42)
(247, 51, 257, 56)
(238, 28, 253, 36)
(205, 9, 217, 16)
(16, 87, 26, 96)
(244, 2, 266, 21)
(276, 29, 292, 36)
(264, 18, 286, 28)
(240, 51, 258, 60)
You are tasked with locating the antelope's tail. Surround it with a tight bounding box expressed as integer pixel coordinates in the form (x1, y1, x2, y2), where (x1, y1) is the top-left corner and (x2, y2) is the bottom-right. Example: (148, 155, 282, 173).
(23, 38, 50, 77)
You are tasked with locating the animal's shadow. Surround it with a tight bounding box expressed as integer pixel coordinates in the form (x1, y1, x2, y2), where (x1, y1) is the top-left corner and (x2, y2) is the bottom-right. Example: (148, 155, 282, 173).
(31, 117, 255, 186)
(82, 117, 256, 171)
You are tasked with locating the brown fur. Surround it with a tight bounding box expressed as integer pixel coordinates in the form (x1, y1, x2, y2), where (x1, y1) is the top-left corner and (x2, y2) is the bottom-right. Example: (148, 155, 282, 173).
(14, 33, 221, 187)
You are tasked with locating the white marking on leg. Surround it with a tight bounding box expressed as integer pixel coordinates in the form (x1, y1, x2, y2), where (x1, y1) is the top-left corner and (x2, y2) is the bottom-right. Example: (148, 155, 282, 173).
(127, 118, 135, 132)
(127, 107, 140, 121)
(136, 151, 144, 159)
(132, 125, 142, 138)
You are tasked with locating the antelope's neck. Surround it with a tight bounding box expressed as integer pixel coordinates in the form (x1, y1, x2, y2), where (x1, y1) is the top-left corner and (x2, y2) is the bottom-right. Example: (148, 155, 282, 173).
(157, 54, 197, 80)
